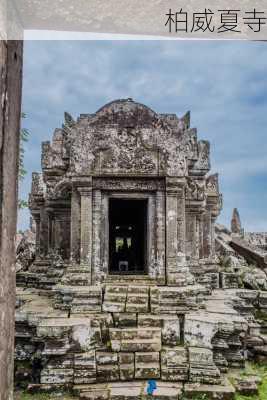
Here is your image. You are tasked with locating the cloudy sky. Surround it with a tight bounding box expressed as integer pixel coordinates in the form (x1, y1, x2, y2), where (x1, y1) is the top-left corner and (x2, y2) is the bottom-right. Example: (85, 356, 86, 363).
(19, 40, 267, 232)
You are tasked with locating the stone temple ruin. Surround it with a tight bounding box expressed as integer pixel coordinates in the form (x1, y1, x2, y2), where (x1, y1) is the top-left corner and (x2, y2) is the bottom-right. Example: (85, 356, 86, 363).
(15, 99, 267, 399)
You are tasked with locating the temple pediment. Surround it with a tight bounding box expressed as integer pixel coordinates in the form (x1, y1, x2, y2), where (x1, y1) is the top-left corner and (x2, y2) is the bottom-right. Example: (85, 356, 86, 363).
(41, 98, 209, 177)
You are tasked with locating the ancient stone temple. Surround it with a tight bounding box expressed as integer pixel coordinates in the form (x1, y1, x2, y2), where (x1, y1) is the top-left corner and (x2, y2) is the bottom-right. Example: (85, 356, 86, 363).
(29, 98, 221, 286)
(15, 99, 267, 399)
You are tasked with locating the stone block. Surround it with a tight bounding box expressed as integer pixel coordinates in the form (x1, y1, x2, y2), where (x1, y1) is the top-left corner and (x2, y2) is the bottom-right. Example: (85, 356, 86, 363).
(72, 323, 102, 352)
(37, 318, 72, 338)
(74, 384, 109, 400)
(109, 328, 161, 352)
(188, 347, 221, 384)
(184, 380, 235, 400)
(138, 314, 162, 327)
(42, 337, 71, 356)
(113, 313, 137, 328)
(234, 377, 259, 396)
(142, 382, 183, 399)
(119, 353, 135, 381)
(189, 347, 214, 365)
(40, 368, 73, 384)
(120, 340, 161, 352)
(161, 347, 188, 382)
(162, 317, 180, 346)
(135, 362, 160, 380)
(97, 364, 120, 382)
(74, 369, 97, 385)
(96, 352, 118, 365)
(150, 285, 207, 314)
(220, 272, 239, 289)
(74, 351, 96, 370)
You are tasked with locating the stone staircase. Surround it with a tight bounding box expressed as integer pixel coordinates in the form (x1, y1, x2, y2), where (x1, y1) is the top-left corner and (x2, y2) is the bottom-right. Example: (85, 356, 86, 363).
(53, 285, 102, 314)
(61, 265, 92, 286)
(15, 282, 251, 399)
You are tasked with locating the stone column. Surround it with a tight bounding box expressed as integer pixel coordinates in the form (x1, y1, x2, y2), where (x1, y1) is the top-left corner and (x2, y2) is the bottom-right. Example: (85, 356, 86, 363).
(203, 210, 212, 259)
(53, 213, 61, 254)
(166, 178, 187, 284)
(39, 205, 49, 256)
(92, 189, 102, 284)
(166, 178, 194, 286)
(155, 190, 166, 283)
(177, 185, 186, 255)
(195, 214, 200, 259)
(70, 187, 80, 263)
(186, 212, 198, 260)
(32, 213, 41, 256)
(210, 215, 216, 258)
(198, 214, 204, 259)
(166, 178, 179, 275)
(46, 209, 54, 255)
(78, 184, 93, 279)
(102, 195, 109, 277)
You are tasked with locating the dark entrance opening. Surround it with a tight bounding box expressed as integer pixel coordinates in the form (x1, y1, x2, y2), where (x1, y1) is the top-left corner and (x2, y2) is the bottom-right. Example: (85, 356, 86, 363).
(109, 198, 147, 274)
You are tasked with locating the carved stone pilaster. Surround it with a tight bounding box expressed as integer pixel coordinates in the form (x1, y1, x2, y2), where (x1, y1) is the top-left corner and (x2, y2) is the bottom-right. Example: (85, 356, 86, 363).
(92, 189, 102, 284)
(211, 215, 216, 258)
(166, 178, 194, 286)
(32, 213, 41, 256)
(198, 214, 204, 259)
(155, 190, 166, 283)
(166, 178, 179, 270)
(203, 210, 212, 259)
(78, 183, 93, 279)
(39, 206, 49, 256)
(186, 212, 198, 261)
(177, 184, 186, 255)
(70, 187, 80, 263)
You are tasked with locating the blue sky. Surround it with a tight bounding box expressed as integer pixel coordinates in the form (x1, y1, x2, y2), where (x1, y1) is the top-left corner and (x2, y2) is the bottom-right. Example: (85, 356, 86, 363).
(19, 40, 267, 232)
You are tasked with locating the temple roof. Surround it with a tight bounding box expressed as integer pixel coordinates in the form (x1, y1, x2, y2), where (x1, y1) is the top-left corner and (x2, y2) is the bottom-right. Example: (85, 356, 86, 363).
(95, 98, 157, 116)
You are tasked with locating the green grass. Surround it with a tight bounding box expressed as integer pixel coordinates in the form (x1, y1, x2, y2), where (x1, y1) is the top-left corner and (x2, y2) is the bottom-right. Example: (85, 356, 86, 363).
(14, 391, 78, 400)
(233, 362, 267, 400)
(254, 310, 267, 322)
(14, 393, 51, 400)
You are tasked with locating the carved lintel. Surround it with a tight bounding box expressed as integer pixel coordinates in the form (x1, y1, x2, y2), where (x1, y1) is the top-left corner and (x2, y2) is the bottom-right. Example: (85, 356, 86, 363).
(92, 177, 165, 192)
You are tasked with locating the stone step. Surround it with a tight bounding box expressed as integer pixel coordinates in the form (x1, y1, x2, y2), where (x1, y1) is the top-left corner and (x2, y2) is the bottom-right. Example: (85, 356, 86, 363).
(61, 273, 91, 286)
(109, 327, 161, 352)
(103, 302, 126, 313)
(105, 293, 127, 303)
(184, 379, 235, 400)
(53, 285, 102, 312)
(104, 275, 156, 284)
(72, 298, 102, 306)
(105, 285, 128, 294)
(74, 381, 183, 400)
(71, 305, 102, 314)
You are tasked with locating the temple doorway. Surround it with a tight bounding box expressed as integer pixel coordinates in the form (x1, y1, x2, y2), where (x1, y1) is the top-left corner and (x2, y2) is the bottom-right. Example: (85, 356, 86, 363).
(109, 198, 147, 274)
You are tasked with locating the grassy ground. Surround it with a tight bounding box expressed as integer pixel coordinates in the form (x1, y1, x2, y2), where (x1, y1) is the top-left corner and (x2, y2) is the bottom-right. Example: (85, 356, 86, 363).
(233, 362, 267, 400)
(14, 392, 79, 400)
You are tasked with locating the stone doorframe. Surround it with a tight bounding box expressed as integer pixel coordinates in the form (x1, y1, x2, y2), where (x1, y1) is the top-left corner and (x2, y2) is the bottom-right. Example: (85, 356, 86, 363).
(100, 192, 154, 278)
(71, 177, 166, 285)
(94, 182, 166, 285)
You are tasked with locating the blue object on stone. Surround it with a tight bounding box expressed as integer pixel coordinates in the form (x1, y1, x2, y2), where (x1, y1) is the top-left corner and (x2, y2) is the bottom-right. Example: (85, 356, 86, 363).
(147, 379, 157, 395)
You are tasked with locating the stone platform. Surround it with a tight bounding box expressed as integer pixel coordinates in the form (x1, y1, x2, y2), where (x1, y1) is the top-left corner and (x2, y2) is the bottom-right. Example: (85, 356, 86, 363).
(15, 281, 261, 391)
